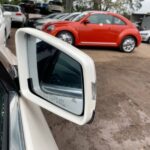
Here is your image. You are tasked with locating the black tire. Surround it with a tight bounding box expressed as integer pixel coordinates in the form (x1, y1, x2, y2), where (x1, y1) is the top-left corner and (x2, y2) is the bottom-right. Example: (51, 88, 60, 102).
(56, 31, 74, 45)
(120, 36, 136, 53)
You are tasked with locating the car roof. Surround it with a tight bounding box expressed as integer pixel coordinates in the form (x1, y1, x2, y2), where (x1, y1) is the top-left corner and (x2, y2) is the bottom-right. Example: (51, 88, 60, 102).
(83, 10, 130, 22)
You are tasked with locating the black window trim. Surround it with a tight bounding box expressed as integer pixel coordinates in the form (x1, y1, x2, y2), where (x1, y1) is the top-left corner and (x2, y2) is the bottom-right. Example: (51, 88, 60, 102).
(0, 61, 19, 150)
(0, 81, 9, 150)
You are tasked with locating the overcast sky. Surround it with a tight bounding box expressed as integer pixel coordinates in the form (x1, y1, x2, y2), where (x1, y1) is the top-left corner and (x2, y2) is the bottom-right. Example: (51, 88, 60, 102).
(137, 0, 150, 13)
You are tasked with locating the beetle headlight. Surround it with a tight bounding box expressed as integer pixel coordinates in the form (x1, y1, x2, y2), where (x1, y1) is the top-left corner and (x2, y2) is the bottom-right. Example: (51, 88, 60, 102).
(47, 25, 55, 31)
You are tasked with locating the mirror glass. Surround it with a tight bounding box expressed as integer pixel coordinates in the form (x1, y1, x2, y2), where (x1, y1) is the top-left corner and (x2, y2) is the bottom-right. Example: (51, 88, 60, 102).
(28, 38, 84, 115)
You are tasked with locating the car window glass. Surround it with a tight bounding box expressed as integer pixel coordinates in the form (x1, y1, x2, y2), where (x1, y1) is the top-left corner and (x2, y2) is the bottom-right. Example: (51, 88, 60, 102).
(54, 14, 67, 19)
(45, 13, 58, 19)
(3, 6, 19, 12)
(113, 16, 125, 25)
(68, 14, 79, 21)
(88, 14, 113, 24)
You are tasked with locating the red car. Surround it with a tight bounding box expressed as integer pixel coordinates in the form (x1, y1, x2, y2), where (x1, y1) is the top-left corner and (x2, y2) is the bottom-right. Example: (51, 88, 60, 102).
(42, 11, 141, 53)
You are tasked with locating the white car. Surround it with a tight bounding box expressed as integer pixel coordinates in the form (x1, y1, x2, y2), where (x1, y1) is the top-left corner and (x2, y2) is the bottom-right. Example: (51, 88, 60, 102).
(3, 4, 26, 26)
(0, 28, 96, 150)
(140, 30, 150, 44)
(0, 5, 11, 45)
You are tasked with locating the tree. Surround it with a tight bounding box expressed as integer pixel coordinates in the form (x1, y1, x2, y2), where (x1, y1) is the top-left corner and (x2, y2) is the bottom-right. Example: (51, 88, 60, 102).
(0, 0, 9, 4)
(10, 0, 21, 5)
(73, 0, 144, 14)
(63, 0, 74, 12)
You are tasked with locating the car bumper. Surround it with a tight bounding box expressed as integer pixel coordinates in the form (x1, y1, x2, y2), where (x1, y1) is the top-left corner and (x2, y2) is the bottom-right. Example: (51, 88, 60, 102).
(11, 17, 24, 23)
(140, 35, 149, 42)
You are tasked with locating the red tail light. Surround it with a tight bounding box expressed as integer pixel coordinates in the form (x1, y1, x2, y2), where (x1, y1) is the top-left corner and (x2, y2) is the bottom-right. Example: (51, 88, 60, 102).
(16, 12, 22, 16)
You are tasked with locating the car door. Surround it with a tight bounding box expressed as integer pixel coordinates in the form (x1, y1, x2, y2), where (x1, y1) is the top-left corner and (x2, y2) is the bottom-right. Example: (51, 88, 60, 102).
(16, 28, 96, 125)
(109, 16, 128, 43)
(78, 13, 113, 45)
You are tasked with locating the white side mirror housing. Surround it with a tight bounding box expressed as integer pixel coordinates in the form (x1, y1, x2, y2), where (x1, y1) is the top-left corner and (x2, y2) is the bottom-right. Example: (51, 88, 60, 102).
(15, 28, 96, 125)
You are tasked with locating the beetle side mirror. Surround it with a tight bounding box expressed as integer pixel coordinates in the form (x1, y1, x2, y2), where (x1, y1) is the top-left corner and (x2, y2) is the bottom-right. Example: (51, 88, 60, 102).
(82, 19, 90, 24)
(15, 28, 96, 125)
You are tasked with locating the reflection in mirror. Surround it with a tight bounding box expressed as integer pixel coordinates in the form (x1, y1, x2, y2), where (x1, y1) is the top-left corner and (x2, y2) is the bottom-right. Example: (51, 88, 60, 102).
(29, 38, 84, 115)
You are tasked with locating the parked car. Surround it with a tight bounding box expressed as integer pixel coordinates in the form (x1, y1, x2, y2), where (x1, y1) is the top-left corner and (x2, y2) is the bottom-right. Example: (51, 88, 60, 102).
(140, 30, 150, 44)
(38, 12, 81, 30)
(59, 12, 81, 21)
(43, 11, 142, 53)
(48, 0, 64, 13)
(0, 28, 96, 150)
(3, 4, 26, 26)
(27, 12, 60, 27)
(20, 0, 36, 13)
(0, 5, 11, 46)
(35, 13, 69, 30)
(36, 2, 49, 14)
(26, 13, 44, 27)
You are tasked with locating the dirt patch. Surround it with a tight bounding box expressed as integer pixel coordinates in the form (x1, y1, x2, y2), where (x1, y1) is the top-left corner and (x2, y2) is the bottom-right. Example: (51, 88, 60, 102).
(44, 49, 150, 150)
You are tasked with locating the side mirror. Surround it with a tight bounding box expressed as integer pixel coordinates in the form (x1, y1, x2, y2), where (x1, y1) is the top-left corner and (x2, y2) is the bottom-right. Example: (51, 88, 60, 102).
(15, 28, 96, 125)
(3, 11, 11, 17)
(82, 19, 90, 24)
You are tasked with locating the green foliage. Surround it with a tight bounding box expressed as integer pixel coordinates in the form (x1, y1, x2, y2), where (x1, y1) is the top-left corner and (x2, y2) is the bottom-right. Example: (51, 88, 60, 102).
(10, 0, 21, 5)
(73, 0, 144, 14)
(0, 0, 20, 5)
(0, 0, 9, 4)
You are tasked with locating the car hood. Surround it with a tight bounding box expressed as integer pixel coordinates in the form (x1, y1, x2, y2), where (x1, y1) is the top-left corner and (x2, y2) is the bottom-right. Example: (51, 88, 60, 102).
(51, 20, 73, 26)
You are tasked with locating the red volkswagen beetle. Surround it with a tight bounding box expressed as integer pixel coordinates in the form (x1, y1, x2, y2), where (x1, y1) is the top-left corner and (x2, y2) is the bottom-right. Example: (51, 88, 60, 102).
(42, 11, 141, 53)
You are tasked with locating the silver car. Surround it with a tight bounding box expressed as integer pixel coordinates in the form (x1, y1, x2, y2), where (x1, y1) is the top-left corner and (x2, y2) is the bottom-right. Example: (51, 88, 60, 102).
(140, 30, 150, 44)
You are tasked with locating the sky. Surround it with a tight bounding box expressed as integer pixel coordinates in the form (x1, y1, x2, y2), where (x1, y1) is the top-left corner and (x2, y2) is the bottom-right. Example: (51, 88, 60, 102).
(136, 0, 150, 13)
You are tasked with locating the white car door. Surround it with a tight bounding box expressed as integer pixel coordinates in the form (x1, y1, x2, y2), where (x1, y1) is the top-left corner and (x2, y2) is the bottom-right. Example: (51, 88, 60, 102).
(15, 28, 96, 125)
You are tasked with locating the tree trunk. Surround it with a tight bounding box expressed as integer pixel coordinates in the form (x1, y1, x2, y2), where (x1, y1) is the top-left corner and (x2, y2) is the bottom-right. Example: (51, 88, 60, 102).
(64, 0, 73, 12)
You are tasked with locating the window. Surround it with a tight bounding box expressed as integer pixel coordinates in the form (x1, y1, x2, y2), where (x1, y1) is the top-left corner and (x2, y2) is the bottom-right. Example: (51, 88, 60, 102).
(88, 14, 113, 24)
(0, 82, 8, 150)
(3, 5, 19, 12)
(113, 17, 126, 25)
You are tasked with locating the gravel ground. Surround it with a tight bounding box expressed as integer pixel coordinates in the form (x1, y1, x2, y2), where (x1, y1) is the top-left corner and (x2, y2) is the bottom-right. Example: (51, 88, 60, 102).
(8, 27, 150, 150)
